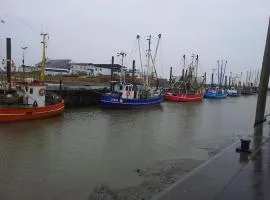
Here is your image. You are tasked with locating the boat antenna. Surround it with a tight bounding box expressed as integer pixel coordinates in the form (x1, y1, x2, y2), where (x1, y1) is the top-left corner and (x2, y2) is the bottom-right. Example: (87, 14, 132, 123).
(40, 33, 49, 82)
(136, 35, 144, 84)
(117, 51, 127, 84)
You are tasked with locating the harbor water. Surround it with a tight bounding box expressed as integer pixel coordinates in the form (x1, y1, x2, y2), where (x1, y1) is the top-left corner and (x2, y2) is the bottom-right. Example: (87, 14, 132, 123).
(0, 94, 269, 200)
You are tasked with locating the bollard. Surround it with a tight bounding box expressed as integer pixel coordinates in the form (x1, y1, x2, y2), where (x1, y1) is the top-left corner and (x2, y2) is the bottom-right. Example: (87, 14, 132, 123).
(236, 139, 251, 153)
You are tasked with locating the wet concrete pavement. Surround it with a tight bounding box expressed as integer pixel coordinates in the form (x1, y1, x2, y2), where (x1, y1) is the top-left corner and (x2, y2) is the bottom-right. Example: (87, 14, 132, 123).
(215, 136, 270, 200)
(155, 124, 270, 200)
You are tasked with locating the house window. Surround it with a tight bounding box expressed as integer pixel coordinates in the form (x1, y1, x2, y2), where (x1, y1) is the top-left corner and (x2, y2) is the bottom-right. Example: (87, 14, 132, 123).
(30, 88, 33, 94)
(25, 86, 28, 92)
(95, 68, 97, 71)
(100, 68, 102, 71)
(125, 86, 128, 91)
(119, 85, 123, 90)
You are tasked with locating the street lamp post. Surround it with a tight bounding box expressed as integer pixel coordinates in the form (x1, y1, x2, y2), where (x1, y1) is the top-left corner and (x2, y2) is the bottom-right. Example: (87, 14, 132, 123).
(21, 46, 28, 81)
(0, 19, 6, 75)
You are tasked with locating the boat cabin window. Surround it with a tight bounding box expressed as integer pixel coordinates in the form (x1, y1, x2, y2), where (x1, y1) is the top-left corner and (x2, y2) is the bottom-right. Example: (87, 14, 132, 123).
(25, 86, 28, 92)
(125, 86, 128, 91)
(119, 85, 123, 90)
(30, 88, 33, 94)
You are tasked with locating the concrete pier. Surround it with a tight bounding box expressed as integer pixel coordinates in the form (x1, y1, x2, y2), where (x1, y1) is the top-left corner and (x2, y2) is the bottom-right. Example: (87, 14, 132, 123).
(155, 124, 269, 200)
(48, 87, 109, 107)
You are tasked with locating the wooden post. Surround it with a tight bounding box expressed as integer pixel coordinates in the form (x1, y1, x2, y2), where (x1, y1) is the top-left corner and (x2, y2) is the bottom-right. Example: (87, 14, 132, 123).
(169, 67, 172, 85)
(254, 18, 270, 127)
(6, 38, 11, 88)
(59, 79, 62, 93)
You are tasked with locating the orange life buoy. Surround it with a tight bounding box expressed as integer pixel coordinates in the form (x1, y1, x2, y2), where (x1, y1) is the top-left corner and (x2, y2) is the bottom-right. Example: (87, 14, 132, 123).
(39, 88, 45, 96)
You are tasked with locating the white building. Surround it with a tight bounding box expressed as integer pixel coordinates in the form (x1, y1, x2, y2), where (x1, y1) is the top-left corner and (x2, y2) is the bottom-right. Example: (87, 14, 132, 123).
(45, 68, 70, 76)
(70, 63, 95, 76)
(18, 66, 39, 73)
(34, 59, 123, 77)
(70, 63, 122, 76)
(1, 59, 17, 72)
(125, 68, 141, 78)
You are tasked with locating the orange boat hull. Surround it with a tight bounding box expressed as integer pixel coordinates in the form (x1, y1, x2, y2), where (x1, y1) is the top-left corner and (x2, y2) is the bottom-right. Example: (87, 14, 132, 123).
(0, 101, 65, 122)
(164, 92, 204, 102)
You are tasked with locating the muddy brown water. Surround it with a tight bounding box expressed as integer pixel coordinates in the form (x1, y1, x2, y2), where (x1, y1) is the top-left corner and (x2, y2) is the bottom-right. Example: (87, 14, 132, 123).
(1, 94, 269, 200)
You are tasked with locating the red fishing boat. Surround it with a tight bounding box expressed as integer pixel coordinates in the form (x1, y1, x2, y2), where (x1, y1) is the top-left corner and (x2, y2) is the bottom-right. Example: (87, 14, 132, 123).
(164, 91, 204, 102)
(0, 82, 64, 122)
(0, 36, 64, 122)
(164, 54, 204, 102)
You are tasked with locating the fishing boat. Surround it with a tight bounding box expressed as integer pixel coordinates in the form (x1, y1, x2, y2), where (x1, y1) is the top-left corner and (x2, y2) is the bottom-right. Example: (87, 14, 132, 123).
(100, 82, 163, 108)
(241, 86, 253, 95)
(164, 54, 204, 102)
(100, 34, 163, 108)
(204, 60, 228, 99)
(240, 70, 256, 95)
(0, 36, 64, 122)
(164, 91, 204, 102)
(204, 87, 228, 99)
(226, 87, 240, 97)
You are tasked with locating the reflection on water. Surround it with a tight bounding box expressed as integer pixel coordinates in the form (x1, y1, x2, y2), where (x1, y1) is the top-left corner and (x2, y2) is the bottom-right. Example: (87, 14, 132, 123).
(0, 95, 269, 200)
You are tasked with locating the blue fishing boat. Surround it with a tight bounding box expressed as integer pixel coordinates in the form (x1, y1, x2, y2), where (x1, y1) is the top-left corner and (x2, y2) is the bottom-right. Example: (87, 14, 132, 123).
(100, 34, 164, 108)
(101, 83, 163, 108)
(226, 87, 240, 97)
(204, 88, 227, 99)
(205, 60, 229, 99)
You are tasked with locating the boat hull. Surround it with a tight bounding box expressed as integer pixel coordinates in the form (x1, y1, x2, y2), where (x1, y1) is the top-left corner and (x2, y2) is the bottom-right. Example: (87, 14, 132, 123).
(100, 95, 163, 108)
(0, 101, 65, 122)
(227, 93, 240, 97)
(164, 92, 204, 102)
(204, 92, 227, 99)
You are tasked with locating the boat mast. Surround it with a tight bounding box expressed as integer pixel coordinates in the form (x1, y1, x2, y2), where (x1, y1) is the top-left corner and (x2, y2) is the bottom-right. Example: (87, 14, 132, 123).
(222, 60, 227, 86)
(217, 60, 220, 86)
(152, 34, 161, 67)
(190, 54, 195, 78)
(195, 54, 199, 83)
(136, 35, 144, 85)
(146, 35, 151, 86)
(183, 54, 186, 80)
(220, 60, 223, 86)
(40, 33, 49, 82)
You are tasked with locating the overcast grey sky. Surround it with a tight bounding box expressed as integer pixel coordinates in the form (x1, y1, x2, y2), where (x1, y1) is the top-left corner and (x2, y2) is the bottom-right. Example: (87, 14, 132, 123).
(0, 0, 269, 79)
